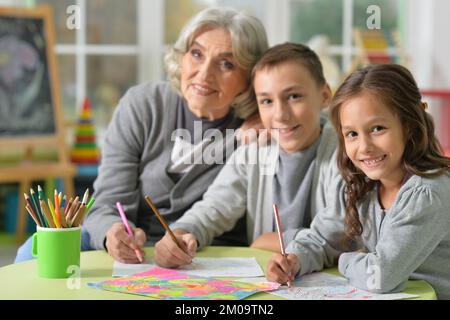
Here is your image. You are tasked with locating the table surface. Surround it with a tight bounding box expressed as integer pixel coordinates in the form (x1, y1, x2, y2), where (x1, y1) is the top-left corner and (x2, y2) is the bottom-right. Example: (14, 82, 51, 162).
(0, 246, 436, 300)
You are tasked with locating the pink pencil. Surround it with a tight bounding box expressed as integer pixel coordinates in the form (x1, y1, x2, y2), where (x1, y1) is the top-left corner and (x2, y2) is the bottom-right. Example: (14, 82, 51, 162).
(116, 202, 143, 263)
(272, 204, 292, 288)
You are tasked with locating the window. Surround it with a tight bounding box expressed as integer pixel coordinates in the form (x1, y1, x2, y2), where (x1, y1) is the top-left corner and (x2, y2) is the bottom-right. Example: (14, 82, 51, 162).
(33, 0, 139, 144)
(6, 0, 404, 142)
(290, 0, 403, 83)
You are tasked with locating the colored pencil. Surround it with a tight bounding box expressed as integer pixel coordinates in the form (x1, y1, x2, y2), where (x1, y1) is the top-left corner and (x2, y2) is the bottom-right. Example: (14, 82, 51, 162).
(30, 188, 46, 228)
(40, 199, 56, 228)
(59, 205, 68, 228)
(54, 190, 61, 228)
(66, 196, 79, 225)
(82, 188, 89, 205)
(37, 185, 45, 202)
(116, 202, 143, 263)
(24, 193, 43, 227)
(61, 195, 67, 210)
(25, 205, 41, 227)
(47, 198, 60, 228)
(65, 197, 73, 217)
(144, 195, 185, 253)
(273, 204, 292, 288)
(71, 203, 86, 227)
(86, 197, 95, 210)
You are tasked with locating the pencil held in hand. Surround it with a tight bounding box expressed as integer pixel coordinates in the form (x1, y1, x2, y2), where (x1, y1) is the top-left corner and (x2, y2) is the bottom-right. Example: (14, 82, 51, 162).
(144, 195, 185, 252)
(273, 204, 293, 288)
(116, 202, 144, 263)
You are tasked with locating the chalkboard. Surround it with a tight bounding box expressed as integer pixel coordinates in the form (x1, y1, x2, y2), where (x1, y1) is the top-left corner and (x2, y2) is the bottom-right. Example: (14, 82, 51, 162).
(0, 6, 59, 138)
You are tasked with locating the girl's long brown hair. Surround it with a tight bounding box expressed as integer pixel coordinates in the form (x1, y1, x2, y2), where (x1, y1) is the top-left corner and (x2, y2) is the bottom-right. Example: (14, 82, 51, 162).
(330, 64, 450, 249)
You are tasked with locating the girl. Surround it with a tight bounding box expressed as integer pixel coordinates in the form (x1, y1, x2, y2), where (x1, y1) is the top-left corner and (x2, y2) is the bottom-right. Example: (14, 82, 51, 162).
(153, 43, 342, 268)
(267, 64, 450, 299)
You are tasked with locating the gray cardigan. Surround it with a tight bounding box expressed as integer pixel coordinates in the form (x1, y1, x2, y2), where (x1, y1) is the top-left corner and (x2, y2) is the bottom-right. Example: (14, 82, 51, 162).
(83, 82, 243, 249)
(170, 119, 343, 248)
(286, 172, 450, 299)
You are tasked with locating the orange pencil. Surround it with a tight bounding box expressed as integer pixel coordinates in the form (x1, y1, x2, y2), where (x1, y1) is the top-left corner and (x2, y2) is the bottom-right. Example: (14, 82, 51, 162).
(54, 190, 61, 228)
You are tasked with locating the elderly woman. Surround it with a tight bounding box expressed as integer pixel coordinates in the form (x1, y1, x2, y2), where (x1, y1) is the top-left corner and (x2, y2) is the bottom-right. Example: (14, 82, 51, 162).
(14, 7, 268, 263)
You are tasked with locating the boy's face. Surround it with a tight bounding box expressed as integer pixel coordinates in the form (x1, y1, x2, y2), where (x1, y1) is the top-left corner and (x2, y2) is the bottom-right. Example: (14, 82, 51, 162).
(254, 60, 331, 153)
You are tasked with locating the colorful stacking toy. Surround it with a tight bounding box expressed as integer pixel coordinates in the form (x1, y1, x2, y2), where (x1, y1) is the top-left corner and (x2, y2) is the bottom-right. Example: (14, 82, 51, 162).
(71, 98, 100, 165)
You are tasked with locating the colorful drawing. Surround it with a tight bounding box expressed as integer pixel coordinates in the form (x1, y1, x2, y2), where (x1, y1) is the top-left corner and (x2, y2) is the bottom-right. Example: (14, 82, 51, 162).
(88, 267, 280, 300)
(269, 272, 418, 300)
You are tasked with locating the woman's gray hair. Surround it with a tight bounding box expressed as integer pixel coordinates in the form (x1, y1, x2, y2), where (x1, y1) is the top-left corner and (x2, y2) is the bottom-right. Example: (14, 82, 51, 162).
(164, 7, 268, 119)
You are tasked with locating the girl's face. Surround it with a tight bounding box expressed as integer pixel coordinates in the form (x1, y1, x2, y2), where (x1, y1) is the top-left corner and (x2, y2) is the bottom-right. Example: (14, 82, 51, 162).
(340, 91, 407, 188)
(254, 60, 331, 153)
(181, 28, 248, 120)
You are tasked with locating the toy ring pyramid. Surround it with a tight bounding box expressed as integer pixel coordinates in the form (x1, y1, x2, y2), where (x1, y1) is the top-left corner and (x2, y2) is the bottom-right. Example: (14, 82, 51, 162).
(71, 98, 100, 165)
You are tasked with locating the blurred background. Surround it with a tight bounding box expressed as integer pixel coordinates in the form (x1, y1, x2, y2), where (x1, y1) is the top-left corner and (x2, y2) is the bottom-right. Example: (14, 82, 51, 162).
(1, 0, 449, 266)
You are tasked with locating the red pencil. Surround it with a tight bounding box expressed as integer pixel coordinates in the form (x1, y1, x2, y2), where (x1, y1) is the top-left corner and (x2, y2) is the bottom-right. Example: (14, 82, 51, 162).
(272, 204, 292, 288)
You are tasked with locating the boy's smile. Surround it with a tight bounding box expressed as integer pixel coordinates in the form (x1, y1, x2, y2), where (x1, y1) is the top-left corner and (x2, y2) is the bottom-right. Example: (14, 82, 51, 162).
(254, 60, 331, 153)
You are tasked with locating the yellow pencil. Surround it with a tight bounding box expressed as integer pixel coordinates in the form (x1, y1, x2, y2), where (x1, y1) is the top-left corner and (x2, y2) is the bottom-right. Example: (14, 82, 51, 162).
(40, 199, 56, 228)
(47, 198, 61, 228)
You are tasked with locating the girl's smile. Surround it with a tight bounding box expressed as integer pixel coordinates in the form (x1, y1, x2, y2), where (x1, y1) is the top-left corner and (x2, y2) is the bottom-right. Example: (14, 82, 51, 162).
(340, 91, 407, 189)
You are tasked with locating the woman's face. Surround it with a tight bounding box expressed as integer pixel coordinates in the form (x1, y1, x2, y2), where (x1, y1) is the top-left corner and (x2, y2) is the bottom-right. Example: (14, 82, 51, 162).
(181, 28, 248, 120)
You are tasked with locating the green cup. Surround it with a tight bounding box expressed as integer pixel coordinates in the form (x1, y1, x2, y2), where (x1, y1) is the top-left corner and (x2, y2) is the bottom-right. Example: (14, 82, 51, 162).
(32, 226, 81, 279)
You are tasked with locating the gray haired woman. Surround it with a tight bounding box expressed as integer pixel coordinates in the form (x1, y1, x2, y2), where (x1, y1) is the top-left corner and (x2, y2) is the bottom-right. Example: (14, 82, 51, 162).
(14, 7, 268, 264)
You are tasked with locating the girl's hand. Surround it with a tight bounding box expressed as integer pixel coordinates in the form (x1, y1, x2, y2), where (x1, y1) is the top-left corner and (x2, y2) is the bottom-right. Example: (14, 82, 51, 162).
(105, 222, 146, 264)
(266, 253, 300, 285)
(154, 230, 197, 268)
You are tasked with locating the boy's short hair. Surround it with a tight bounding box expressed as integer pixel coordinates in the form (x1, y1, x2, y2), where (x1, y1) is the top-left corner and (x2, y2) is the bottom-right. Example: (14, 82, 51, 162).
(252, 42, 326, 87)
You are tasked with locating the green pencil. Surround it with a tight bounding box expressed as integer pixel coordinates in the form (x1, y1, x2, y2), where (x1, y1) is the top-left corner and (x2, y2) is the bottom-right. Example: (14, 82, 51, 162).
(37, 185, 45, 202)
(86, 197, 95, 210)
(30, 188, 47, 228)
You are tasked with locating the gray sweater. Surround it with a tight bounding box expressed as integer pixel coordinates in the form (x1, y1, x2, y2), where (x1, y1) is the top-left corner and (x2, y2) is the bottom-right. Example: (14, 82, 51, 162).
(83, 82, 244, 249)
(286, 172, 450, 299)
(170, 119, 342, 248)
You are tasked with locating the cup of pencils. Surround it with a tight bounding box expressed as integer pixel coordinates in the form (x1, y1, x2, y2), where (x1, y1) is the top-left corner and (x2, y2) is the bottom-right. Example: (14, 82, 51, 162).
(25, 186, 95, 278)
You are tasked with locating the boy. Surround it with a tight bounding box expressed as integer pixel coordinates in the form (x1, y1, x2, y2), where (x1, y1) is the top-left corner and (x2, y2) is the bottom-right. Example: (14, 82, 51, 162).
(154, 43, 344, 268)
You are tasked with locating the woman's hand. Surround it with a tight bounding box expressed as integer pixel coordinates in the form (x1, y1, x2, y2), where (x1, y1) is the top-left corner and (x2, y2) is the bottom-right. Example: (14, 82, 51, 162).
(250, 232, 280, 252)
(105, 222, 146, 264)
(154, 230, 197, 268)
(266, 253, 301, 285)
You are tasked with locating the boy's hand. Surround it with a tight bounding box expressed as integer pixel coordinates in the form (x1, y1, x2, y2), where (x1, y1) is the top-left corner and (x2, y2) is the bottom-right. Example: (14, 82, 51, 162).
(250, 232, 280, 252)
(154, 230, 197, 268)
(105, 222, 146, 264)
(266, 253, 300, 285)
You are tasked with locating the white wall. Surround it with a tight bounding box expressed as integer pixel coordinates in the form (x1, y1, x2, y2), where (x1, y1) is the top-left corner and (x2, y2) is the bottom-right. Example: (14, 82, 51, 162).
(407, 0, 450, 88)
(407, 0, 450, 151)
